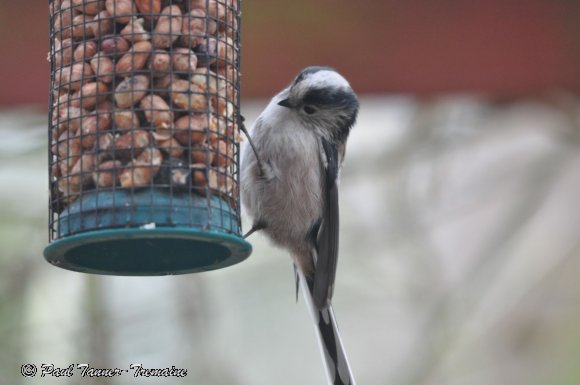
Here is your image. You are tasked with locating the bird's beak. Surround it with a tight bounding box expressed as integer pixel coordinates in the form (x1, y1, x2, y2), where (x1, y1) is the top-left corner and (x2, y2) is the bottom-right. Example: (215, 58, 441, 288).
(277, 98, 292, 108)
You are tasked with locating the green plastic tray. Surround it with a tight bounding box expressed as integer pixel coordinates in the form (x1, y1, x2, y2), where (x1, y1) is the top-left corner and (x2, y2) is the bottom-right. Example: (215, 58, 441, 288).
(44, 189, 252, 275)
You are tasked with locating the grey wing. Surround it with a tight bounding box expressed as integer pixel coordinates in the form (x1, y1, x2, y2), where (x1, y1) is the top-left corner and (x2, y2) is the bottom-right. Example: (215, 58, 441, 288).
(312, 137, 340, 310)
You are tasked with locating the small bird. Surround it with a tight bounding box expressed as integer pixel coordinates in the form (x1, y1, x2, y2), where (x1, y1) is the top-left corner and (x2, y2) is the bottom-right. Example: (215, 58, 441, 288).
(241, 66, 359, 385)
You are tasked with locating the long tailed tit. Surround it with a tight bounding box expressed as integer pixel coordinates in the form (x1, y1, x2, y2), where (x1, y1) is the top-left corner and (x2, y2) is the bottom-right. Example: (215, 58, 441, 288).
(241, 67, 359, 385)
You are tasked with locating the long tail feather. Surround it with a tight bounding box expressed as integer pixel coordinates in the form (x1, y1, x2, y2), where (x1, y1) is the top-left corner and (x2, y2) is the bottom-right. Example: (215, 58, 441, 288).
(298, 270, 356, 385)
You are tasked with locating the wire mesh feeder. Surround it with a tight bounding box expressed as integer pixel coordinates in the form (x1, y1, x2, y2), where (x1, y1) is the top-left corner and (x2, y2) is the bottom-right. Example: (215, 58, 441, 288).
(44, 0, 251, 275)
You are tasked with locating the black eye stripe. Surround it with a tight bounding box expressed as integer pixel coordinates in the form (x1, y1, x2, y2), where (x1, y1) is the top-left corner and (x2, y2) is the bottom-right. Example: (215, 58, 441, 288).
(302, 88, 357, 109)
(303, 89, 332, 105)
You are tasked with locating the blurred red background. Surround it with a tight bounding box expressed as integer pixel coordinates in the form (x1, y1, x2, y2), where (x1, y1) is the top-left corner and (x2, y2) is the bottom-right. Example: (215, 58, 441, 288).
(1, 0, 579, 106)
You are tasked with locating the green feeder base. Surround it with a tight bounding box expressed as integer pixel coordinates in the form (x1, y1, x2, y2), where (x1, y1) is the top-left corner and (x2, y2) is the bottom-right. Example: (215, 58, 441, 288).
(44, 189, 252, 275)
(44, 228, 252, 275)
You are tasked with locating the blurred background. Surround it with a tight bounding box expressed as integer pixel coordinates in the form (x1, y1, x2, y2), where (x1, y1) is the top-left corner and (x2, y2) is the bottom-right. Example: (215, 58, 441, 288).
(2, 1, 580, 384)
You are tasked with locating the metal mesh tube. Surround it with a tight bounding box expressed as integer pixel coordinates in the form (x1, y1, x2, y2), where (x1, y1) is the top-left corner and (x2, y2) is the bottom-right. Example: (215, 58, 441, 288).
(48, 0, 243, 243)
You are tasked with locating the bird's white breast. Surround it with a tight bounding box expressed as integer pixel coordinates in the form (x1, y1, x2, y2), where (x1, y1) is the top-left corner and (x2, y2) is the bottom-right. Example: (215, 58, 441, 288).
(241, 101, 323, 245)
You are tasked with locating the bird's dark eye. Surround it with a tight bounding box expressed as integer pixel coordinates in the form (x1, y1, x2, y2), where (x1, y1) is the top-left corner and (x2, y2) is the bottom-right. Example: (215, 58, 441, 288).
(303, 105, 316, 115)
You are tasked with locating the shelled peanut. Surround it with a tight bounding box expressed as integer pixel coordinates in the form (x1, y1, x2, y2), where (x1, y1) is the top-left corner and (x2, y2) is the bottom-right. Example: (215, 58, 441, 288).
(49, 0, 241, 209)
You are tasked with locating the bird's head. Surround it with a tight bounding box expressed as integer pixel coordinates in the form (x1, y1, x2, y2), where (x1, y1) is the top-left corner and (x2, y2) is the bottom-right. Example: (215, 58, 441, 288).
(277, 66, 359, 142)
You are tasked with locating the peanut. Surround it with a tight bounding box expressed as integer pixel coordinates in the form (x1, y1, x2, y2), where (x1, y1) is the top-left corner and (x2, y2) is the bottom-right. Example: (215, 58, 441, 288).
(171, 47, 197, 73)
(114, 75, 150, 108)
(100, 35, 131, 56)
(62, 153, 96, 193)
(120, 17, 150, 42)
(137, 146, 162, 168)
(215, 36, 236, 67)
(79, 115, 99, 149)
(55, 62, 94, 91)
(114, 130, 150, 160)
(221, 1, 238, 35)
(154, 133, 184, 158)
(95, 99, 114, 118)
(79, 110, 112, 149)
(211, 96, 234, 118)
(113, 109, 140, 130)
(135, 0, 161, 19)
(69, 153, 97, 188)
(52, 161, 62, 179)
(187, 0, 225, 19)
(105, 0, 135, 24)
(50, 0, 63, 17)
(57, 179, 81, 200)
(53, 104, 86, 133)
(56, 129, 82, 166)
(120, 164, 150, 187)
(173, 114, 209, 145)
(149, 50, 171, 76)
(59, 152, 78, 178)
(152, 5, 182, 49)
(190, 142, 213, 164)
(215, 65, 236, 83)
(191, 163, 208, 189)
(211, 138, 232, 167)
(90, 52, 114, 83)
(153, 73, 179, 98)
(140, 94, 173, 129)
(54, 38, 74, 67)
(89, 10, 114, 37)
(213, 116, 241, 143)
(72, 0, 105, 15)
(119, 147, 162, 187)
(196, 36, 237, 67)
(54, 1, 76, 40)
(170, 79, 208, 112)
(93, 160, 122, 187)
(57, 179, 80, 199)
(71, 13, 94, 40)
(208, 167, 233, 195)
(186, 0, 225, 35)
(73, 81, 109, 109)
(179, 9, 208, 48)
(95, 132, 115, 160)
(115, 40, 152, 75)
(73, 40, 98, 62)
(191, 68, 231, 97)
